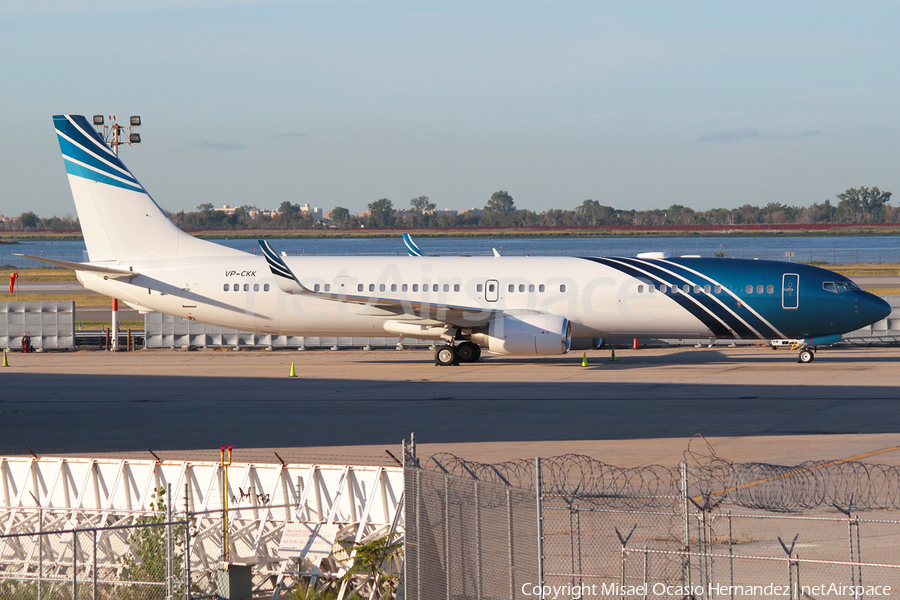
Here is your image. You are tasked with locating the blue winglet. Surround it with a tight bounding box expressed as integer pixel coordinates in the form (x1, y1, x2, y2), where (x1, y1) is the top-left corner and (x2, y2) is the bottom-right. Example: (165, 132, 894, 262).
(402, 233, 424, 257)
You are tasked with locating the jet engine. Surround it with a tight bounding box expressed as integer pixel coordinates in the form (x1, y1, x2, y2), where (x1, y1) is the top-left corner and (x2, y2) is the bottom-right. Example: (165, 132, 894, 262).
(470, 314, 571, 356)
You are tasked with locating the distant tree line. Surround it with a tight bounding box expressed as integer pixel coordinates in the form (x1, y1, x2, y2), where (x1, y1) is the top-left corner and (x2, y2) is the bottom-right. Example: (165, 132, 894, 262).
(173, 187, 895, 230)
(0, 211, 79, 231)
(5, 186, 894, 231)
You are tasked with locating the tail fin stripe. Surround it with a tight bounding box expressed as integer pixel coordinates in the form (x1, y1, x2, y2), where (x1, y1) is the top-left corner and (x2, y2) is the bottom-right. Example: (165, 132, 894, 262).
(62, 115, 119, 160)
(60, 154, 145, 194)
(56, 129, 135, 182)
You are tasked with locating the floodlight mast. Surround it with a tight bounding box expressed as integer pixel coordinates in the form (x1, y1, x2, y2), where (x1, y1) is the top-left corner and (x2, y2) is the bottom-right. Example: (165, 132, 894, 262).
(91, 114, 141, 156)
(90, 114, 143, 351)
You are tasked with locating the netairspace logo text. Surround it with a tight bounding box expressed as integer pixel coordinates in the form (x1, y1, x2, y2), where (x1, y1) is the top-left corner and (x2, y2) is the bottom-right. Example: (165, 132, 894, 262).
(521, 582, 892, 598)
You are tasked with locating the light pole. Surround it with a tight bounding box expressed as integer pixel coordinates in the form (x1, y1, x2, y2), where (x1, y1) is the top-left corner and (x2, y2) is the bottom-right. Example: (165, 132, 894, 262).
(92, 115, 141, 156)
(92, 115, 142, 350)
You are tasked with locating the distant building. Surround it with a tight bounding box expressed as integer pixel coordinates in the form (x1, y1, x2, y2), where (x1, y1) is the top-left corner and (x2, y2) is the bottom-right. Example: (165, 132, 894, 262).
(458, 207, 485, 215)
(213, 205, 238, 215)
(298, 203, 324, 221)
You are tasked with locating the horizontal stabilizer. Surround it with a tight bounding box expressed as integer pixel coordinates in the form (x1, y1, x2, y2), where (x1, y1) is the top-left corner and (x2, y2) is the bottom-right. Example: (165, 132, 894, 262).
(13, 254, 138, 280)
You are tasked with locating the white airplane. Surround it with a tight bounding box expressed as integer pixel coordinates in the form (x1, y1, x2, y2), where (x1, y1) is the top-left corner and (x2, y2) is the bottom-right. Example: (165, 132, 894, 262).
(25, 115, 891, 365)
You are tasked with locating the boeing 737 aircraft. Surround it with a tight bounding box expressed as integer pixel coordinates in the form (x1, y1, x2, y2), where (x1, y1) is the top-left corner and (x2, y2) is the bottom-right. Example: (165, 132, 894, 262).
(28, 115, 891, 365)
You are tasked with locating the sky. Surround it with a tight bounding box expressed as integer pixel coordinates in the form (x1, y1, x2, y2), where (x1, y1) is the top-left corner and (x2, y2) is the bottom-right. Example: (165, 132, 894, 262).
(1, 0, 898, 218)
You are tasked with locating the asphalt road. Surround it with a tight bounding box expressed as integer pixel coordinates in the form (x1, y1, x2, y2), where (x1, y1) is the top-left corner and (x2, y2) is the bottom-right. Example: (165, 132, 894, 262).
(2, 346, 900, 467)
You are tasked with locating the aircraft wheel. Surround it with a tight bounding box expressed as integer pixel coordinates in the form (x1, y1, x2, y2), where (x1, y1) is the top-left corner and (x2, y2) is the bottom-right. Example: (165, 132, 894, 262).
(798, 349, 814, 364)
(456, 341, 481, 363)
(435, 345, 458, 366)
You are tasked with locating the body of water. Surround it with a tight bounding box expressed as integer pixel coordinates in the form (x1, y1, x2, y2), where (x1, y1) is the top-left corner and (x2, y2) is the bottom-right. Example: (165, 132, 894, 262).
(3, 235, 900, 269)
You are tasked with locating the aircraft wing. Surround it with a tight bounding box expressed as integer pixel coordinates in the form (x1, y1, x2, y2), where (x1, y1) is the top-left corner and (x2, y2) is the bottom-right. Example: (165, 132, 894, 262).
(259, 240, 500, 325)
(13, 254, 138, 280)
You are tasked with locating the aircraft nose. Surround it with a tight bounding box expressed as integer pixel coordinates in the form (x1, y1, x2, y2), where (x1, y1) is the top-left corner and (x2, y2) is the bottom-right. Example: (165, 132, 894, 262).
(862, 293, 892, 325)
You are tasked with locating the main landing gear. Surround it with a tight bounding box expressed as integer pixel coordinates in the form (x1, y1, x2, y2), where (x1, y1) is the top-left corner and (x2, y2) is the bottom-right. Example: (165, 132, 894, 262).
(798, 348, 815, 364)
(434, 341, 482, 366)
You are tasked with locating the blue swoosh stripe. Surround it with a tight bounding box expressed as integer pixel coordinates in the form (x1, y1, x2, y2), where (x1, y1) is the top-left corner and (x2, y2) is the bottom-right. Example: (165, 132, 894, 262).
(582, 257, 733, 337)
(613, 257, 764, 339)
(625, 258, 782, 338)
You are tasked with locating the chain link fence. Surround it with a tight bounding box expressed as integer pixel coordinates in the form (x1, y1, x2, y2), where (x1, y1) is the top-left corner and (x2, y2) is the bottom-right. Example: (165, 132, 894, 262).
(407, 454, 900, 599)
(0, 517, 188, 600)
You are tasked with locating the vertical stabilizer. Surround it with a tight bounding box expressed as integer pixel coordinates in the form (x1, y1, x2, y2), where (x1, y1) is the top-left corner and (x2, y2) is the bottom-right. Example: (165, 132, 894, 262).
(53, 115, 241, 262)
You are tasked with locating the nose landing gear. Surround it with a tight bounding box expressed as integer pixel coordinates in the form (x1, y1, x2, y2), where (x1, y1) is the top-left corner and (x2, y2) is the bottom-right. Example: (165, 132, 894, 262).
(798, 348, 815, 363)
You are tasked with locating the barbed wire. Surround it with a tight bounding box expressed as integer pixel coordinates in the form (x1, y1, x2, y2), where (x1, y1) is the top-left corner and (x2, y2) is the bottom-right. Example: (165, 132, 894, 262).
(427, 439, 900, 512)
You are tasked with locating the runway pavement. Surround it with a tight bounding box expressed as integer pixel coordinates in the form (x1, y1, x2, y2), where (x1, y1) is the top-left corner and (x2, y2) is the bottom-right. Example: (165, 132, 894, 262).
(2, 346, 900, 469)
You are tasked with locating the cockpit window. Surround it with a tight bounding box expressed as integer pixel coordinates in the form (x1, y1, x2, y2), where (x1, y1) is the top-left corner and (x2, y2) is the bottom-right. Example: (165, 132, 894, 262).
(824, 281, 857, 293)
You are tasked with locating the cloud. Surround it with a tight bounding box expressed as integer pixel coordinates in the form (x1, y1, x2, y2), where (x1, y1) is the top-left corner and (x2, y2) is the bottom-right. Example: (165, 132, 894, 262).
(192, 141, 247, 151)
(274, 132, 309, 139)
(698, 128, 762, 143)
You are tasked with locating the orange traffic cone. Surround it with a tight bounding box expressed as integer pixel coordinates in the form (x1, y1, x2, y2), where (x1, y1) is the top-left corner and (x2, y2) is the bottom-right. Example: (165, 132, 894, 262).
(632, 338, 639, 350)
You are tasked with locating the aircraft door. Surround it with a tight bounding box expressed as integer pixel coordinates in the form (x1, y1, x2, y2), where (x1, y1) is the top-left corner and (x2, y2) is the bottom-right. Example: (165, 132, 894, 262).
(485, 279, 499, 302)
(782, 273, 799, 309)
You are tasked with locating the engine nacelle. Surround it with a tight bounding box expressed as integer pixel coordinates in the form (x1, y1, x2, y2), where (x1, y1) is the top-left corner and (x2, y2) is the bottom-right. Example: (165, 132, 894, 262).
(471, 314, 571, 356)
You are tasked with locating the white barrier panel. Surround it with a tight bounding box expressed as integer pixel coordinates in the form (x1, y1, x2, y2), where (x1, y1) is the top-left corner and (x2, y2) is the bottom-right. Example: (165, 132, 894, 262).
(0, 456, 404, 592)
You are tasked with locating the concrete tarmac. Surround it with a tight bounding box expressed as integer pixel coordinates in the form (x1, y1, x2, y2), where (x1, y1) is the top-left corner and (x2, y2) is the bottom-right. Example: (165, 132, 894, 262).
(2, 345, 900, 469)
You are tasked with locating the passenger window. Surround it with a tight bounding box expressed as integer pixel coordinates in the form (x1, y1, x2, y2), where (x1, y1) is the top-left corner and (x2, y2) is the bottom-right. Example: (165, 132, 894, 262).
(714, 285, 721, 294)
(477, 284, 483, 292)
(660, 284, 668, 293)
(766, 285, 774, 294)
(324, 284, 330, 292)
(694, 285, 700, 293)
(539, 284, 545, 292)
(638, 285, 644, 293)
(380, 284, 386, 292)
(391, 284, 397, 292)
(746, 285, 753, 294)
(683, 285, 690, 294)
(518, 284, 524, 292)
(508, 284, 515, 292)
(264, 284, 270, 291)
(756, 285, 763, 294)
(529, 284, 534, 292)
(649, 285, 655, 293)
(314, 284, 321, 292)
(454, 284, 460, 292)
(253, 283, 259, 292)
(233, 284, 239, 292)
(358, 284, 364, 292)
(489, 283, 495, 292)
(444, 284, 450, 292)
(402, 284, 408, 292)
(243, 284, 249, 291)
(223, 284, 229, 291)
(369, 284, 375, 292)
(704, 285, 711, 294)
(560, 284, 567, 292)
(413, 284, 419, 292)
